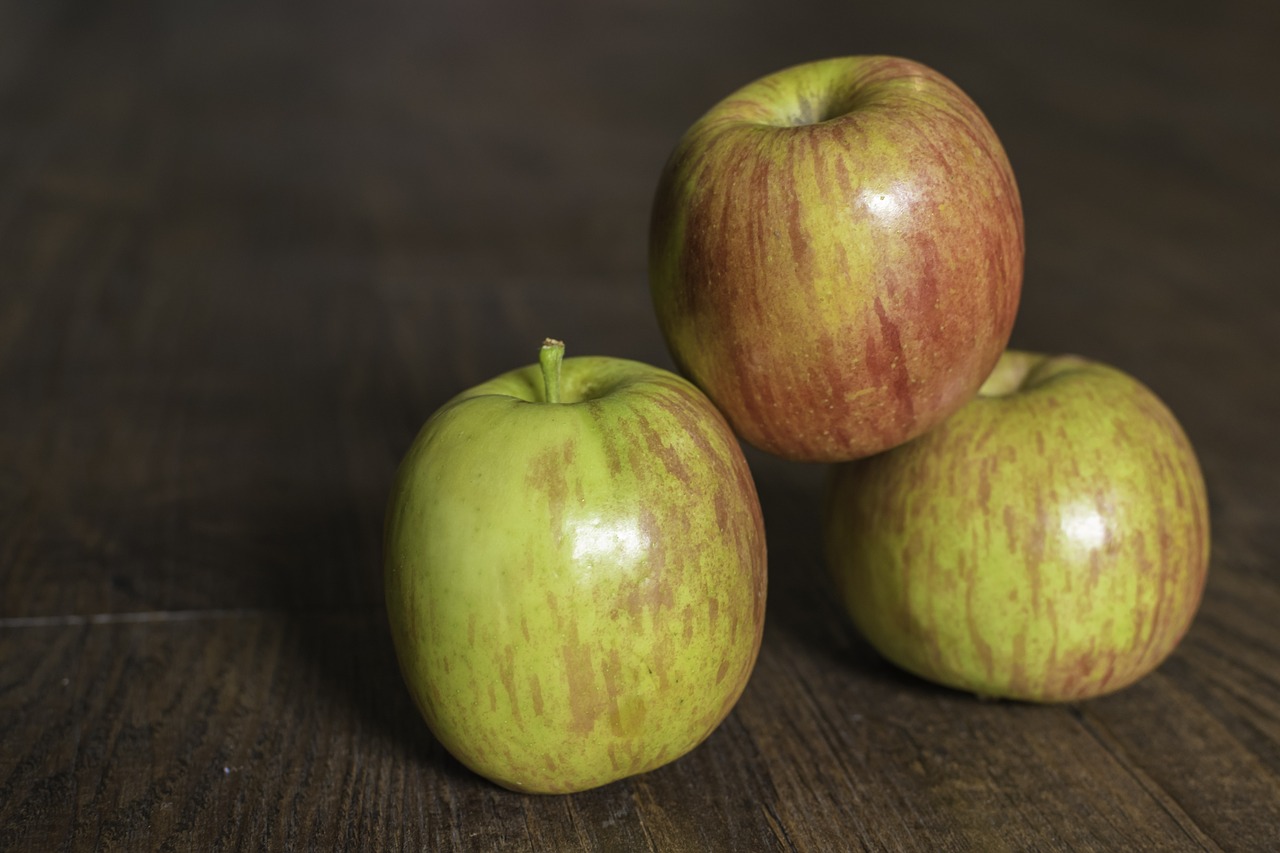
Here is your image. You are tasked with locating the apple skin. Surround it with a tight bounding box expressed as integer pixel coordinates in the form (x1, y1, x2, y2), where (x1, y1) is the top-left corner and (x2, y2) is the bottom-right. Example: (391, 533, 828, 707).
(650, 55, 1023, 462)
(384, 349, 767, 793)
(824, 351, 1210, 702)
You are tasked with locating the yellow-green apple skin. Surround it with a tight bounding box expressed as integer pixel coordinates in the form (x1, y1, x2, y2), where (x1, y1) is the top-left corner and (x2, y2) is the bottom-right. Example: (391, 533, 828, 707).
(650, 55, 1023, 462)
(384, 347, 767, 793)
(824, 351, 1210, 701)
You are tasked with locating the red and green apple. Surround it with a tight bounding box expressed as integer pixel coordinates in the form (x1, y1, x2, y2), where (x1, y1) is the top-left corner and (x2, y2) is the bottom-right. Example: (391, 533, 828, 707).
(384, 340, 767, 793)
(824, 350, 1210, 701)
(650, 55, 1024, 462)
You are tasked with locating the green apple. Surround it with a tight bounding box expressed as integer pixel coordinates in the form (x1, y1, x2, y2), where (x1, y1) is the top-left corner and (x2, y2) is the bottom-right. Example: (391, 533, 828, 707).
(384, 340, 767, 793)
(824, 351, 1210, 701)
(650, 55, 1023, 463)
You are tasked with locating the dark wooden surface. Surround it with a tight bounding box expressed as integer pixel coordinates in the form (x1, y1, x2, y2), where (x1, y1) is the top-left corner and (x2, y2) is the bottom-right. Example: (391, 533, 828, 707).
(2, 1, 1278, 850)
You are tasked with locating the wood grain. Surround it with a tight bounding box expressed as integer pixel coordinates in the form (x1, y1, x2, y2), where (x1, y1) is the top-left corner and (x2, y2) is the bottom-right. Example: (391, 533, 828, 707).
(2, 0, 1278, 850)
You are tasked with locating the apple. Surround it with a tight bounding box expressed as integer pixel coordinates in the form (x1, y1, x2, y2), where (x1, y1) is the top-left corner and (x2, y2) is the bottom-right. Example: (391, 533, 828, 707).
(823, 350, 1210, 702)
(650, 55, 1024, 462)
(383, 340, 767, 793)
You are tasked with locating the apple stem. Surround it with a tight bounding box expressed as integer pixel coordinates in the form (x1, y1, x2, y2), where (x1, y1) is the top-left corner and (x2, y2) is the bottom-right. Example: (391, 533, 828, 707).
(539, 338, 565, 404)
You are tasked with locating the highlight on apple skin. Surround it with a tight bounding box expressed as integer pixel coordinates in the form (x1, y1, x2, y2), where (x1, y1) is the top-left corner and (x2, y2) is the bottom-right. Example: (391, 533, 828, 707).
(823, 350, 1210, 702)
(650, 55, 1024, 463)
(384, 341, 768, 794)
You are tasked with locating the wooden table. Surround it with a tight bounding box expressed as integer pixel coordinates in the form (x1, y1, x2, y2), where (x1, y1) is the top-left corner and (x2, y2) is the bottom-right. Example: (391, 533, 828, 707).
(3, 1, 1278, 850)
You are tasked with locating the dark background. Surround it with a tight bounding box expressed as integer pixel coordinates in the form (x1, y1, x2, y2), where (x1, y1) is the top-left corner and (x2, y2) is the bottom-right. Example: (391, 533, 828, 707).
(2, 1, 1277, 850)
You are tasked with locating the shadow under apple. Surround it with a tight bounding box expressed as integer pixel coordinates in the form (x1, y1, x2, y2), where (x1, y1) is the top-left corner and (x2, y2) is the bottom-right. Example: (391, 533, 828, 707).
(253, 487, 476, 788)
(743, 447, 969, 703)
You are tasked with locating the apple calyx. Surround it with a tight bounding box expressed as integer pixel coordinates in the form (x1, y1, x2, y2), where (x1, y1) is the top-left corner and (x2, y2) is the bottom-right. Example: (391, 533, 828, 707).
(978, 351, 1090, 398)
(539, 338, 566, 404)
(745, 59, 877, 128)
(785, 87, 866, 128)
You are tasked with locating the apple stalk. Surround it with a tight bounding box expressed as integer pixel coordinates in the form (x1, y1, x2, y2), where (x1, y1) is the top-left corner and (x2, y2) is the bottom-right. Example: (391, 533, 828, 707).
(539, 338, 565, 404)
